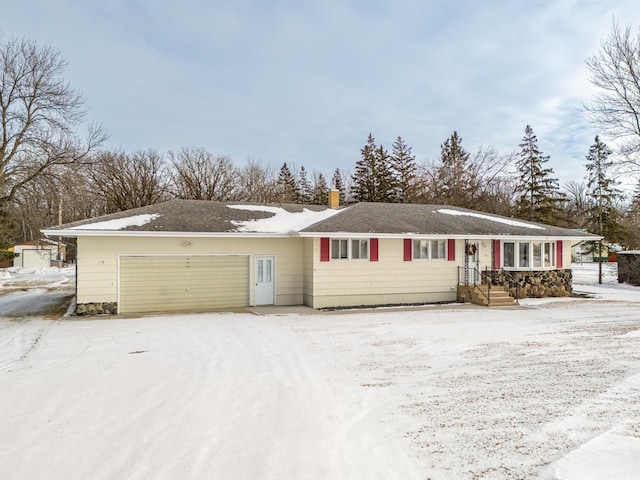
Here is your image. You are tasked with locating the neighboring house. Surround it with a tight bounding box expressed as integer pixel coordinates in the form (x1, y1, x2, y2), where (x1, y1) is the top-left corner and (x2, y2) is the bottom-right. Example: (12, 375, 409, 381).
(12, 240, 66, 268)
(42, 198, 599, 315)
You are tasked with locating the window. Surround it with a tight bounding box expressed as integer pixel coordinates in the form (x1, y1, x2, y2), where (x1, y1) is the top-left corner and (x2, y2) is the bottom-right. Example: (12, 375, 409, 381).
(431, 240, 446, 259)
(413, 239, 446, 260)
(502, 241, 557, 269)
(413, 240, 429, 259)
(331, 239, 348, 259)
(533, 242, 542, 268)
(544, 242, 555, 267)
(351, 239, 368, 260)
(331, 238, 368, 260)
(503, 242, 515, 268)
(519, 242, 530, 268)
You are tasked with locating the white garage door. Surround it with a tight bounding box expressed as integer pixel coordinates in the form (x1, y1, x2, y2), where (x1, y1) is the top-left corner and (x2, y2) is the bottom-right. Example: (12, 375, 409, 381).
(119, 255, 250, 314)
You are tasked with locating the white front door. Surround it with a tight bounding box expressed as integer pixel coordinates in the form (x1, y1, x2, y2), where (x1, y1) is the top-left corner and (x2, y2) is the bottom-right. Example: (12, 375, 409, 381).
(255, 256, 275, 305)
(466, 240, 481, 283)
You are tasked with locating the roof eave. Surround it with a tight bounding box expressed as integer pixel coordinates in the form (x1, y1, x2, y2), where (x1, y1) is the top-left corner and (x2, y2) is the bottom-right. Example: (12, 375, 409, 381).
(41, 229, 300, 239)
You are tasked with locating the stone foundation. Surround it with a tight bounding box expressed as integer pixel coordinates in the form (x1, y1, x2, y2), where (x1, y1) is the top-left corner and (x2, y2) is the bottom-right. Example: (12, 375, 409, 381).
(76, 302, 118, 315)
(618, 252, 640, 285)
(483, 269, 572, 299)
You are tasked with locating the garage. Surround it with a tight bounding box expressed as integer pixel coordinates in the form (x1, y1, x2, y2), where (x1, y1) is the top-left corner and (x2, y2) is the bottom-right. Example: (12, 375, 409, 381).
(119, 255, 250, 314)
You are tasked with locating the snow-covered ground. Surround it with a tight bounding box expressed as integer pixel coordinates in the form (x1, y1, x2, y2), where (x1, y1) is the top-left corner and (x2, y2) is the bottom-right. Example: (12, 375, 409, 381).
(1, 263, 639, 479)
(0, 266, 75, 317)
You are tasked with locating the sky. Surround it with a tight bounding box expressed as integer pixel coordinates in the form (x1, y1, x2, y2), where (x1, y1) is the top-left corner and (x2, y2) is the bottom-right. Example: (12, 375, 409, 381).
(3, 0, 640, 186)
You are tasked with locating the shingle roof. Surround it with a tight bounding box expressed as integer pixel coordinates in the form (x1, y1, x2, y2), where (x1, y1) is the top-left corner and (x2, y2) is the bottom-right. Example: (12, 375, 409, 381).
(44, 199, 331, 234)
(301, 203, 595, 238)
(42, 199, 598, 239)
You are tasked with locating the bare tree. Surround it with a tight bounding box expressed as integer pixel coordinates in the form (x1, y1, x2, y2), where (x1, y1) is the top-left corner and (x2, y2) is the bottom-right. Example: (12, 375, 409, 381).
(237, 158, 277, 203)
(562, 181, 591, 229)
(0, 35, 105, 211)
(169, 147, 238, 201)
(89, 150, 170, 213)
(585, 22, 640, 164)
(419, 144, 516, 214)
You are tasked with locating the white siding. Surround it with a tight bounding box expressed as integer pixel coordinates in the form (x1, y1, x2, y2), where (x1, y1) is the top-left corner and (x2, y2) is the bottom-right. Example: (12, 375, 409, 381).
(76, 236, 304, 307)
(308, 238, 461, 309)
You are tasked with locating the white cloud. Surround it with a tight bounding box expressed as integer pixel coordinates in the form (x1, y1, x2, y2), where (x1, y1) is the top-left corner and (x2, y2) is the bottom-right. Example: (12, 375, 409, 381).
(4, 0, 640, 187)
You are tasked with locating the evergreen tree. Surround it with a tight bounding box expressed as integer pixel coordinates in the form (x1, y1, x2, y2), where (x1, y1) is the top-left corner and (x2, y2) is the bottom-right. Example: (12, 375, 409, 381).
(351, 134, 394, 202)
(298, 166, 312, 204)
(514, 125, 564, 224)
(622, 179, 640, 248)
(585, 136, 621, 280)
(332, 168, 346, 205)
(435, 131, 472, 207)
(312, 172, 329, 205)
(389, 136, 418, 203)
(585, 136, 620, 237)
(277, 162, 300, 203)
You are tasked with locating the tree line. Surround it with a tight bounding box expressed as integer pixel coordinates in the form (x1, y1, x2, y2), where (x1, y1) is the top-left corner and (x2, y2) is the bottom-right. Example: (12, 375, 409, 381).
(2, 20, 640, 256)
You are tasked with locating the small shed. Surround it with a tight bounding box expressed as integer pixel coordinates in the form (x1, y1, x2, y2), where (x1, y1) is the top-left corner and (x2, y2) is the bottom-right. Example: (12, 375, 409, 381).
(13, 240, 65, 268)
(617, 251, 640, 286)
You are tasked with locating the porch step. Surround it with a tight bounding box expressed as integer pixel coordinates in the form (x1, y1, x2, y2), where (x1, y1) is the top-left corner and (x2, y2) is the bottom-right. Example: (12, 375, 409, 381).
(457, 285, 517, 307)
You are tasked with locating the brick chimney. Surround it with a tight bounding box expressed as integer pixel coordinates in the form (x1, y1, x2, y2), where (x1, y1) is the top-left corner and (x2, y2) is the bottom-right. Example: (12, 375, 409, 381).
(328, 190, 340, 209)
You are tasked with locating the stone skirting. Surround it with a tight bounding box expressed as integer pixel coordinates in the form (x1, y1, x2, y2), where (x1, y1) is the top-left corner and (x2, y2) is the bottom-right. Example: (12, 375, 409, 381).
(76, 302, 117, 315)
(483, 269, 572, 299)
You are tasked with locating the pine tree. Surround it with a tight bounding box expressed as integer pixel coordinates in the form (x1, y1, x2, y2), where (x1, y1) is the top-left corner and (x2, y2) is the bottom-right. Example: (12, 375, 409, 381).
(332, 168, 346, 205)
(623, 180, 640, 248)
(435, 131, 472, 207)
(277, 162, 300, 203)
(298, 166, 312, 204)
(389, 136, 417, 203)
(312, 172, 329, 205)
(514, 125, 564, 224)
(585, 136, 620, 236)
(585, 136, 621, 281)
(351, 134, 394, 202)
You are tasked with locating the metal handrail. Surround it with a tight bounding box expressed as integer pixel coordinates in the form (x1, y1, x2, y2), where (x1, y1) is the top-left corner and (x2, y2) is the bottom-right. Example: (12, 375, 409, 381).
(458, 266, 491, 303)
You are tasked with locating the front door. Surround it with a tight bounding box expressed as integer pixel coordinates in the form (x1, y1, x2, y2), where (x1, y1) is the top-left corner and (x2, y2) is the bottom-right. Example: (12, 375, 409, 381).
(255, 256, 275, 305)
(466, 240, 481, 283)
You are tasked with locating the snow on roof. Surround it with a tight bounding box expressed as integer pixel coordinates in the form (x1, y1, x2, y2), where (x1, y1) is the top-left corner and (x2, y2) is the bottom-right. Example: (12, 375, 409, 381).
(228, 205, 343, 233)
(436, 209, 545, 230)
(70, 214, 161, 231)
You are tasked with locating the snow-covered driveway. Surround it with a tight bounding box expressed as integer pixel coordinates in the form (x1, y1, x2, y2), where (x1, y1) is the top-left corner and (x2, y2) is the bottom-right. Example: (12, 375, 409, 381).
(1, 263, 639, 479)
(0, 267, 75, 317)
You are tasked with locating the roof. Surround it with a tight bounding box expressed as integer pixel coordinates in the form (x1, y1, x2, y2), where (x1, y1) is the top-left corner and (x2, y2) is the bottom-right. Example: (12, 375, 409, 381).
(302, 203, 596, 239)
(41, 199, 600, 240)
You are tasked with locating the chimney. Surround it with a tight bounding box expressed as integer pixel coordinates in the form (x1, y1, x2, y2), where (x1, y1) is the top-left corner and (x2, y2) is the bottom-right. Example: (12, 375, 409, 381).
(328, 190, 340, 209)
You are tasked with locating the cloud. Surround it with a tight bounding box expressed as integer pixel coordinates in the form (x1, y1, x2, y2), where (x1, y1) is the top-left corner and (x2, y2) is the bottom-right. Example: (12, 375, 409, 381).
(3, 0, 640, 187)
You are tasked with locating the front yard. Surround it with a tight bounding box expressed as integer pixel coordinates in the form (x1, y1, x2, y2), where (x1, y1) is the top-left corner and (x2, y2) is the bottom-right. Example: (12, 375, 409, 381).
(1, 263, 639, 479)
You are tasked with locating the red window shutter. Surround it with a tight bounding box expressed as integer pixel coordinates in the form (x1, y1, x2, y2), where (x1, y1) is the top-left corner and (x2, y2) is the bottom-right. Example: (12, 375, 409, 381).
(404, 239, 412, 261)
(447, 239, 456, 261)
(370, 238, 378, 262)
(320, 237, 330, 262)
(556, 240, 563, 267)
(492, 240, 501, 269)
